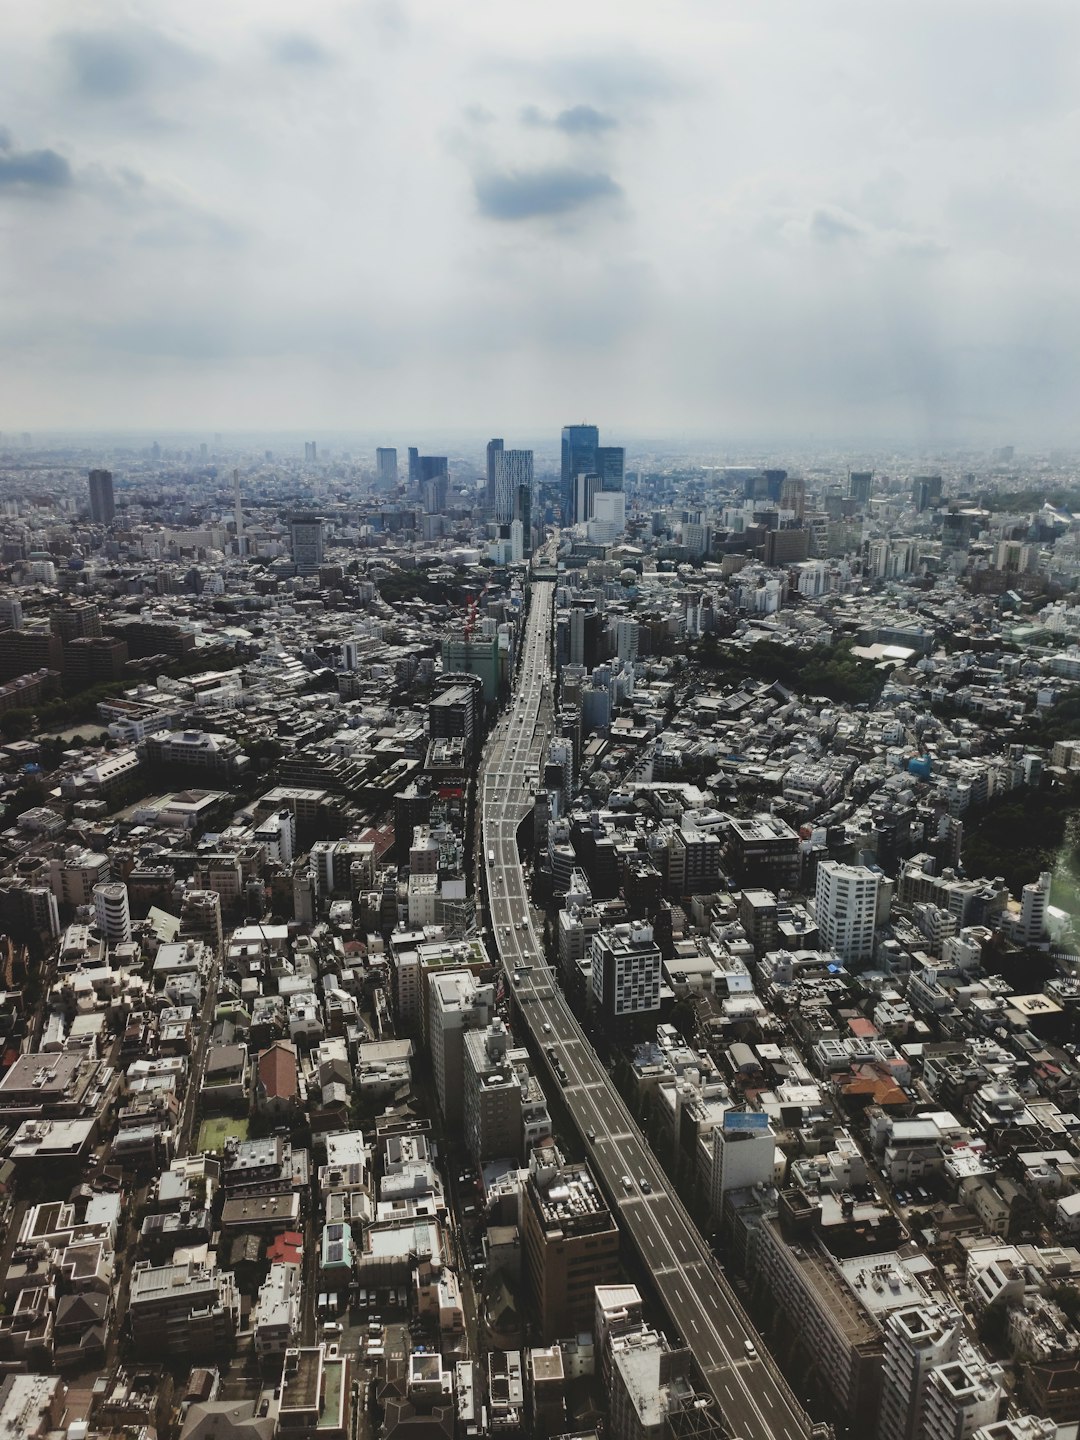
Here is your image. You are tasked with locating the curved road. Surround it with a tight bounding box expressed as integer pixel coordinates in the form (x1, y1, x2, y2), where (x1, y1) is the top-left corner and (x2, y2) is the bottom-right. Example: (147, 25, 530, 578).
(480, 545, 816, 1440)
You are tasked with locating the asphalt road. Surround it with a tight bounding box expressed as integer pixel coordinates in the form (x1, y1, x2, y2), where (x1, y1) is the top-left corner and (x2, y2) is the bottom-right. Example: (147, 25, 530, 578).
(479, 546, 815, 1440)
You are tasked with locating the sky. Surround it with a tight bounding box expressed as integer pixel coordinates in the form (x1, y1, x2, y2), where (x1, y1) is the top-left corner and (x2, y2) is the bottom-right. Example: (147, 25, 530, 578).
(2, 0, 1080, 445)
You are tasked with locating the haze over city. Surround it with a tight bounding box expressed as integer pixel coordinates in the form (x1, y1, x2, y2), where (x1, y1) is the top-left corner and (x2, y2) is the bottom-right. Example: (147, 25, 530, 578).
(7, 8, 1080, 1440)
(4, 1, 1080, 442)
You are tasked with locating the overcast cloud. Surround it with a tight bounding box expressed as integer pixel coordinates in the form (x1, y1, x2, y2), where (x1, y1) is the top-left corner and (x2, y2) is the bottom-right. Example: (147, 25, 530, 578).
(1, 0, 1079, 443)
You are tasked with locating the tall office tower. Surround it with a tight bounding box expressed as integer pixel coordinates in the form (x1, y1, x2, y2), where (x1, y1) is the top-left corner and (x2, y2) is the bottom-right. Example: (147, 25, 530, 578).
(375, 447, 398, 490)
(561, 423, 599, 516)
(595, 445, 625, 492)
(303, 441, 317, 463)
(417, 455, 448, 513)
(589, 921, 662, 1032)
(93, 881, 132, 945)
(463, 1018, 524, 1163)
(614, 618, 639, 662)
(573, 472, 601, 524)
(428, 673, 482, 765)
(522, 1144, 620, 1342)
(428, 969, 495, 1127)
(912, 474, 943, 512)
(879, 1305, 962, 1440)
(408, 447, 420, 486)
(515, 480, 532, 554)
(0, 596, 22, 631)
(289, 514, 326, 575)
(88, 469, 115, 524)
(815, 860, 882, 966)
(493, 449, 534, 524)
(422, 476, 447, 514)
(849, 471, 873, 505)
(780, 474, 806, 519)
(486, 438, 504, 510)
(233, 469, 244, 552)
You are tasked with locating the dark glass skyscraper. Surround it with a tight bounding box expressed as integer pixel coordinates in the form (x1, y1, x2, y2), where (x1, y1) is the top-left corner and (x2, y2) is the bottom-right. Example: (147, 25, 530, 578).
(88, 469, 115, 525)
(595, 446, 625, 493)
(561, 424, 599, 519)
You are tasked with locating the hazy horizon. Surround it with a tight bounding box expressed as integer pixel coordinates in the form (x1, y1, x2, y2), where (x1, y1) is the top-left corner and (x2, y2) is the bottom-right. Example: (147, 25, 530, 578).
(4, 2, 1080, 446)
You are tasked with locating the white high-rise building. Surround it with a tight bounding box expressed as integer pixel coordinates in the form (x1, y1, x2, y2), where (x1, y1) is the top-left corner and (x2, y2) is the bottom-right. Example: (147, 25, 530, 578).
(879, 1304, 962, 1440)
(93, 881, 132, 945)
(1016, 871, 1050, 946)
(588, 490, 626, 542)
(614, 618, 639, 663)
(429, 970, 495, 1128)
(922, 1355, 1003, 1440)
(815, 860, 882, 966)
(709, 1112, 777, 1218)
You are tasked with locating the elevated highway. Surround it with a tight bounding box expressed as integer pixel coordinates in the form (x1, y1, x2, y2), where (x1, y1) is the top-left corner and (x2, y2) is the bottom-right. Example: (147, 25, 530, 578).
(480, 550, 818, 1440)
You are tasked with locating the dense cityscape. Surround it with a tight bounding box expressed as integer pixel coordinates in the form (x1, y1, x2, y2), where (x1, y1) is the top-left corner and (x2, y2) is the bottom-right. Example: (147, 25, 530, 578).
(0, 429, 1076, 1440)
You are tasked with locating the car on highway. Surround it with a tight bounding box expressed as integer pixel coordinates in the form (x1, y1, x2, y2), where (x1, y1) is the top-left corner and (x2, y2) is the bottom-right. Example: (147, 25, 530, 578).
(639, 1177, 651, 1193)
(586, 1129, 596, 1143)
(744, 1340, 757, 1359)
(621, 1175, 633, 1191)
(542, 1022, 552, 1034)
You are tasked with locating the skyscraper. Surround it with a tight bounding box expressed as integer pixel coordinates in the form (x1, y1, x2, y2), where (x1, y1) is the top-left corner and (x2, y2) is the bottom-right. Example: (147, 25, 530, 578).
(375, 447, 398, 489)
(912, 474, 943, 512)
(233, 469, 244, 553)
(494, 449, 533, 525)
(418, 455, 448, 512)
(486, 438, 504, 511)
(815, 860, 882, 965)
(88, 469, 115, 524)
(289, 515, 326, 575)
(573, 472, 601, 524)
(849, 471, 873, 505)
(408, 447, 420, 486)
(595, 445, 625, 492)
(561, 424, 599, 518)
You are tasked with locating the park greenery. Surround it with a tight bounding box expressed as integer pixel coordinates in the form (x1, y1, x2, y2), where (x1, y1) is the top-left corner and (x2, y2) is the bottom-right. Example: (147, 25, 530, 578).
(695, 635, 886, 707)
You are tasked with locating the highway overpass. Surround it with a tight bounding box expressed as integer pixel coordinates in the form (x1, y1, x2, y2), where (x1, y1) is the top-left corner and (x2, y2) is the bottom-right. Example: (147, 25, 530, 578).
(480, 554, 820, 1440)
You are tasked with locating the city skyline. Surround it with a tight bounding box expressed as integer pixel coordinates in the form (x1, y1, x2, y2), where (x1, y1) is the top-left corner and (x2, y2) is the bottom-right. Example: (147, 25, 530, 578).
(4, 3, 1080, 442)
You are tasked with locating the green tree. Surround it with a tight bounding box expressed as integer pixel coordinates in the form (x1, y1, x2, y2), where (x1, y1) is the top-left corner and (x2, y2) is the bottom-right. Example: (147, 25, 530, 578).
(0, 709, 34, 740)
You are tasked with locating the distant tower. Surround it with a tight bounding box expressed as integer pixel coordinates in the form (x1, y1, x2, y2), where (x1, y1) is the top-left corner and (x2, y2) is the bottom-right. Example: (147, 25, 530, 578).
(88, 469, 115, 524)
(561, 424, 599, 519)
(595, 445, 625, 493)
(408, 447, 421, 486)
(849, 471, 873, 506)
(376, 447, 398, 490)
(486, 438, 504, 511)
(304, 441, 317, 463)
(233, 469, 244, 554)
(289, 514, 326, 575)
(494, 449, 533, 525)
